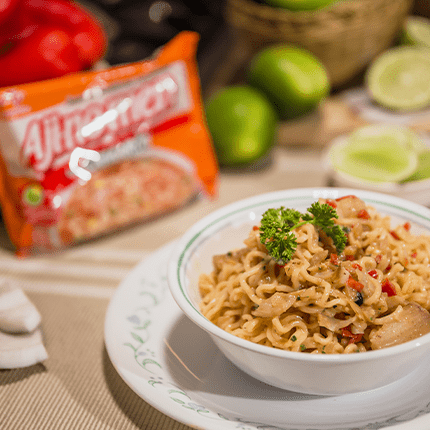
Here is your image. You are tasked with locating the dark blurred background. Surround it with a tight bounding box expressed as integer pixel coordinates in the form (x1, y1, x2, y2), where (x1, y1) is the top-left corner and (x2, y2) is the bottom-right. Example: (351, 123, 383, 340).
(78, 0, 430, 100)
(79, 0, 229, 93)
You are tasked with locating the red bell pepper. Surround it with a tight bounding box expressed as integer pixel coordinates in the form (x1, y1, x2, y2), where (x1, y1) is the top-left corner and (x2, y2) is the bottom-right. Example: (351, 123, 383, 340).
(0, 0, 107, 87)
(0, 0, 18, 24)
(23, 0, 107, 68)
(0, 26, 83, 86)
(0, 0, 36, 49)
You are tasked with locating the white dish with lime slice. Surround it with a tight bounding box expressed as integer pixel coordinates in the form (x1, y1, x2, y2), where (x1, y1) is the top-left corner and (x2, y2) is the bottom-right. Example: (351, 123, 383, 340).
(324, 125, 430, 205)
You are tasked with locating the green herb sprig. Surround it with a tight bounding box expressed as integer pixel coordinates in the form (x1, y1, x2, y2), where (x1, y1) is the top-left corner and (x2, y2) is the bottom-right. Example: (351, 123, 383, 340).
(259, 202, 347, 265)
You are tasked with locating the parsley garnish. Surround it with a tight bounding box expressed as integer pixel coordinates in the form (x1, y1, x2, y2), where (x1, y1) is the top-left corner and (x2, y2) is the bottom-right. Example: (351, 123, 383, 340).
(259, 202, 347, 264)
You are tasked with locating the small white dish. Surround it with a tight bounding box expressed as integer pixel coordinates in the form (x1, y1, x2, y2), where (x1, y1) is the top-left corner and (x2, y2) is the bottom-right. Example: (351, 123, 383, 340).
(323, 134, 430, 206)
(105, 240, 430, 430)
(167, 188, 430, 395)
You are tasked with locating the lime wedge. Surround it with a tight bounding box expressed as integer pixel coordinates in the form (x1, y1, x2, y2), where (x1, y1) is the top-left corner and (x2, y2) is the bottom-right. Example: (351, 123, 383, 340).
(401, 16, 430, 48)
(366, 46, 430, 111)
(329, 125, 419, 183)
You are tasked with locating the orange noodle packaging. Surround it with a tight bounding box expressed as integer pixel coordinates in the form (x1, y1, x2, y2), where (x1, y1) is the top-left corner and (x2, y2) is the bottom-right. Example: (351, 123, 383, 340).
(0, 31, 219, 256)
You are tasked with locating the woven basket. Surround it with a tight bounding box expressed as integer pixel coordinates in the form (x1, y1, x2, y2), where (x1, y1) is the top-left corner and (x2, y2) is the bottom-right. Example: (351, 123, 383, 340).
(224, 0, 414, 88)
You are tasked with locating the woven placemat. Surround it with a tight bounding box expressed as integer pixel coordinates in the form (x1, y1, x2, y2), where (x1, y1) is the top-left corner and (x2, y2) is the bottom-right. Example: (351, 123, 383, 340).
(0, 292, 192, 430)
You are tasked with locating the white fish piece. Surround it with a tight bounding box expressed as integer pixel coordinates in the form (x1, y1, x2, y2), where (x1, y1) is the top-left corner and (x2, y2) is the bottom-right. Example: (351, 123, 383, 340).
(0, 282, 42, 333)
(0, 329, 48, 369)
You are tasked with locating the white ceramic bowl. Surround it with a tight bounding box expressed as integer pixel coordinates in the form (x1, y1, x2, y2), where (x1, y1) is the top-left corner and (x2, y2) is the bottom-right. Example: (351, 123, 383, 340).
(167, 187, 430, 395)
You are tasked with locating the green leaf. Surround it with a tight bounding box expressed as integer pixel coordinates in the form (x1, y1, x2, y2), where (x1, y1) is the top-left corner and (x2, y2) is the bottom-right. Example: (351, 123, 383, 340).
(259, 202, 347, 263)
(131, 332, 145, 344)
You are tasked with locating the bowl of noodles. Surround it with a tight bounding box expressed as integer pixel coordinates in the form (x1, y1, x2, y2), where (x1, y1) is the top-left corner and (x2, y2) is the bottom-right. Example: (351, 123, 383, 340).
(167, 187, 430, 395)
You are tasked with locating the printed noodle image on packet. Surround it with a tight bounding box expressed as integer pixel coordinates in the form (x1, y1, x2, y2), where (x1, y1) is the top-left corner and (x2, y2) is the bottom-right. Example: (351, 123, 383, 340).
(0, 31, 219, 256)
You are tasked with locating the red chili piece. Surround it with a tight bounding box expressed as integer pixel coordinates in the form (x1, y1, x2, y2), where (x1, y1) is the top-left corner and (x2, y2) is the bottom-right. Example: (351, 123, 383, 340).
(346, 275, 364, 292)
(330, 253, 339, 265)
(252, 225, 259, 231)
(381, 278, 396, 296)
(335, 195, 357, 201)
(390, 230, 401, 240)
(357, 209, 370, 220)
(326, 199, 337, 208)
(403, 222, 411, 231)
(368, 269, 378, 279)
(352, 263, 362, 271)
(345, 255, 355, 261)
(342, 326, 363, 344)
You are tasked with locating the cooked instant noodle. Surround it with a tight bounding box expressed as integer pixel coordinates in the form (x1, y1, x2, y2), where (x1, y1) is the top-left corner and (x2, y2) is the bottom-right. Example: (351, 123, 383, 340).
(199, 195, 430, 354)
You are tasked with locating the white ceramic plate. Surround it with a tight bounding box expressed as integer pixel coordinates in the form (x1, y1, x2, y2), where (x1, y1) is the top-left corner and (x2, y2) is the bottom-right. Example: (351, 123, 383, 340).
(105, 234, 430, 428)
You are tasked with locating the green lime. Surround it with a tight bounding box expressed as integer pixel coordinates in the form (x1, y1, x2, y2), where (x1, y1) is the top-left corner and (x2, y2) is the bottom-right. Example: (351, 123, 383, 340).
(329, 125, 420, 183)
(401, 16, 430, 48)
(247, 44, 330, 119)
(263, 0, 335, 11)
(205, 85, 278, 167)
(404, 150, 430, 182)
(366, 46, 430, 112)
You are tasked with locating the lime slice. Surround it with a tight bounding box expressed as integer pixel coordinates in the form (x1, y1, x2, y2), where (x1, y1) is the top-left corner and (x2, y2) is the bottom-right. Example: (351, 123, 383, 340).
(349, 124, 427, 153)
(401, 16, 430, 48)
(403, 150, 430, 182)
(366, 46, 430, 111)
(329, 125, 419, 183)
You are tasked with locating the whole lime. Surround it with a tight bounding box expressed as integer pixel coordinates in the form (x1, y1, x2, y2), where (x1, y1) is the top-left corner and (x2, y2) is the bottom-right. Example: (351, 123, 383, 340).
(247, 44, 330, 119)
(263, 0, 335, 11)
(205, 85, 278, 167)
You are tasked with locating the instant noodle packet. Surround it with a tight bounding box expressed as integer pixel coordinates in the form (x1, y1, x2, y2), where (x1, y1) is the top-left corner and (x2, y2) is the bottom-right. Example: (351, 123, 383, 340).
(0, 31, 219, 256)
